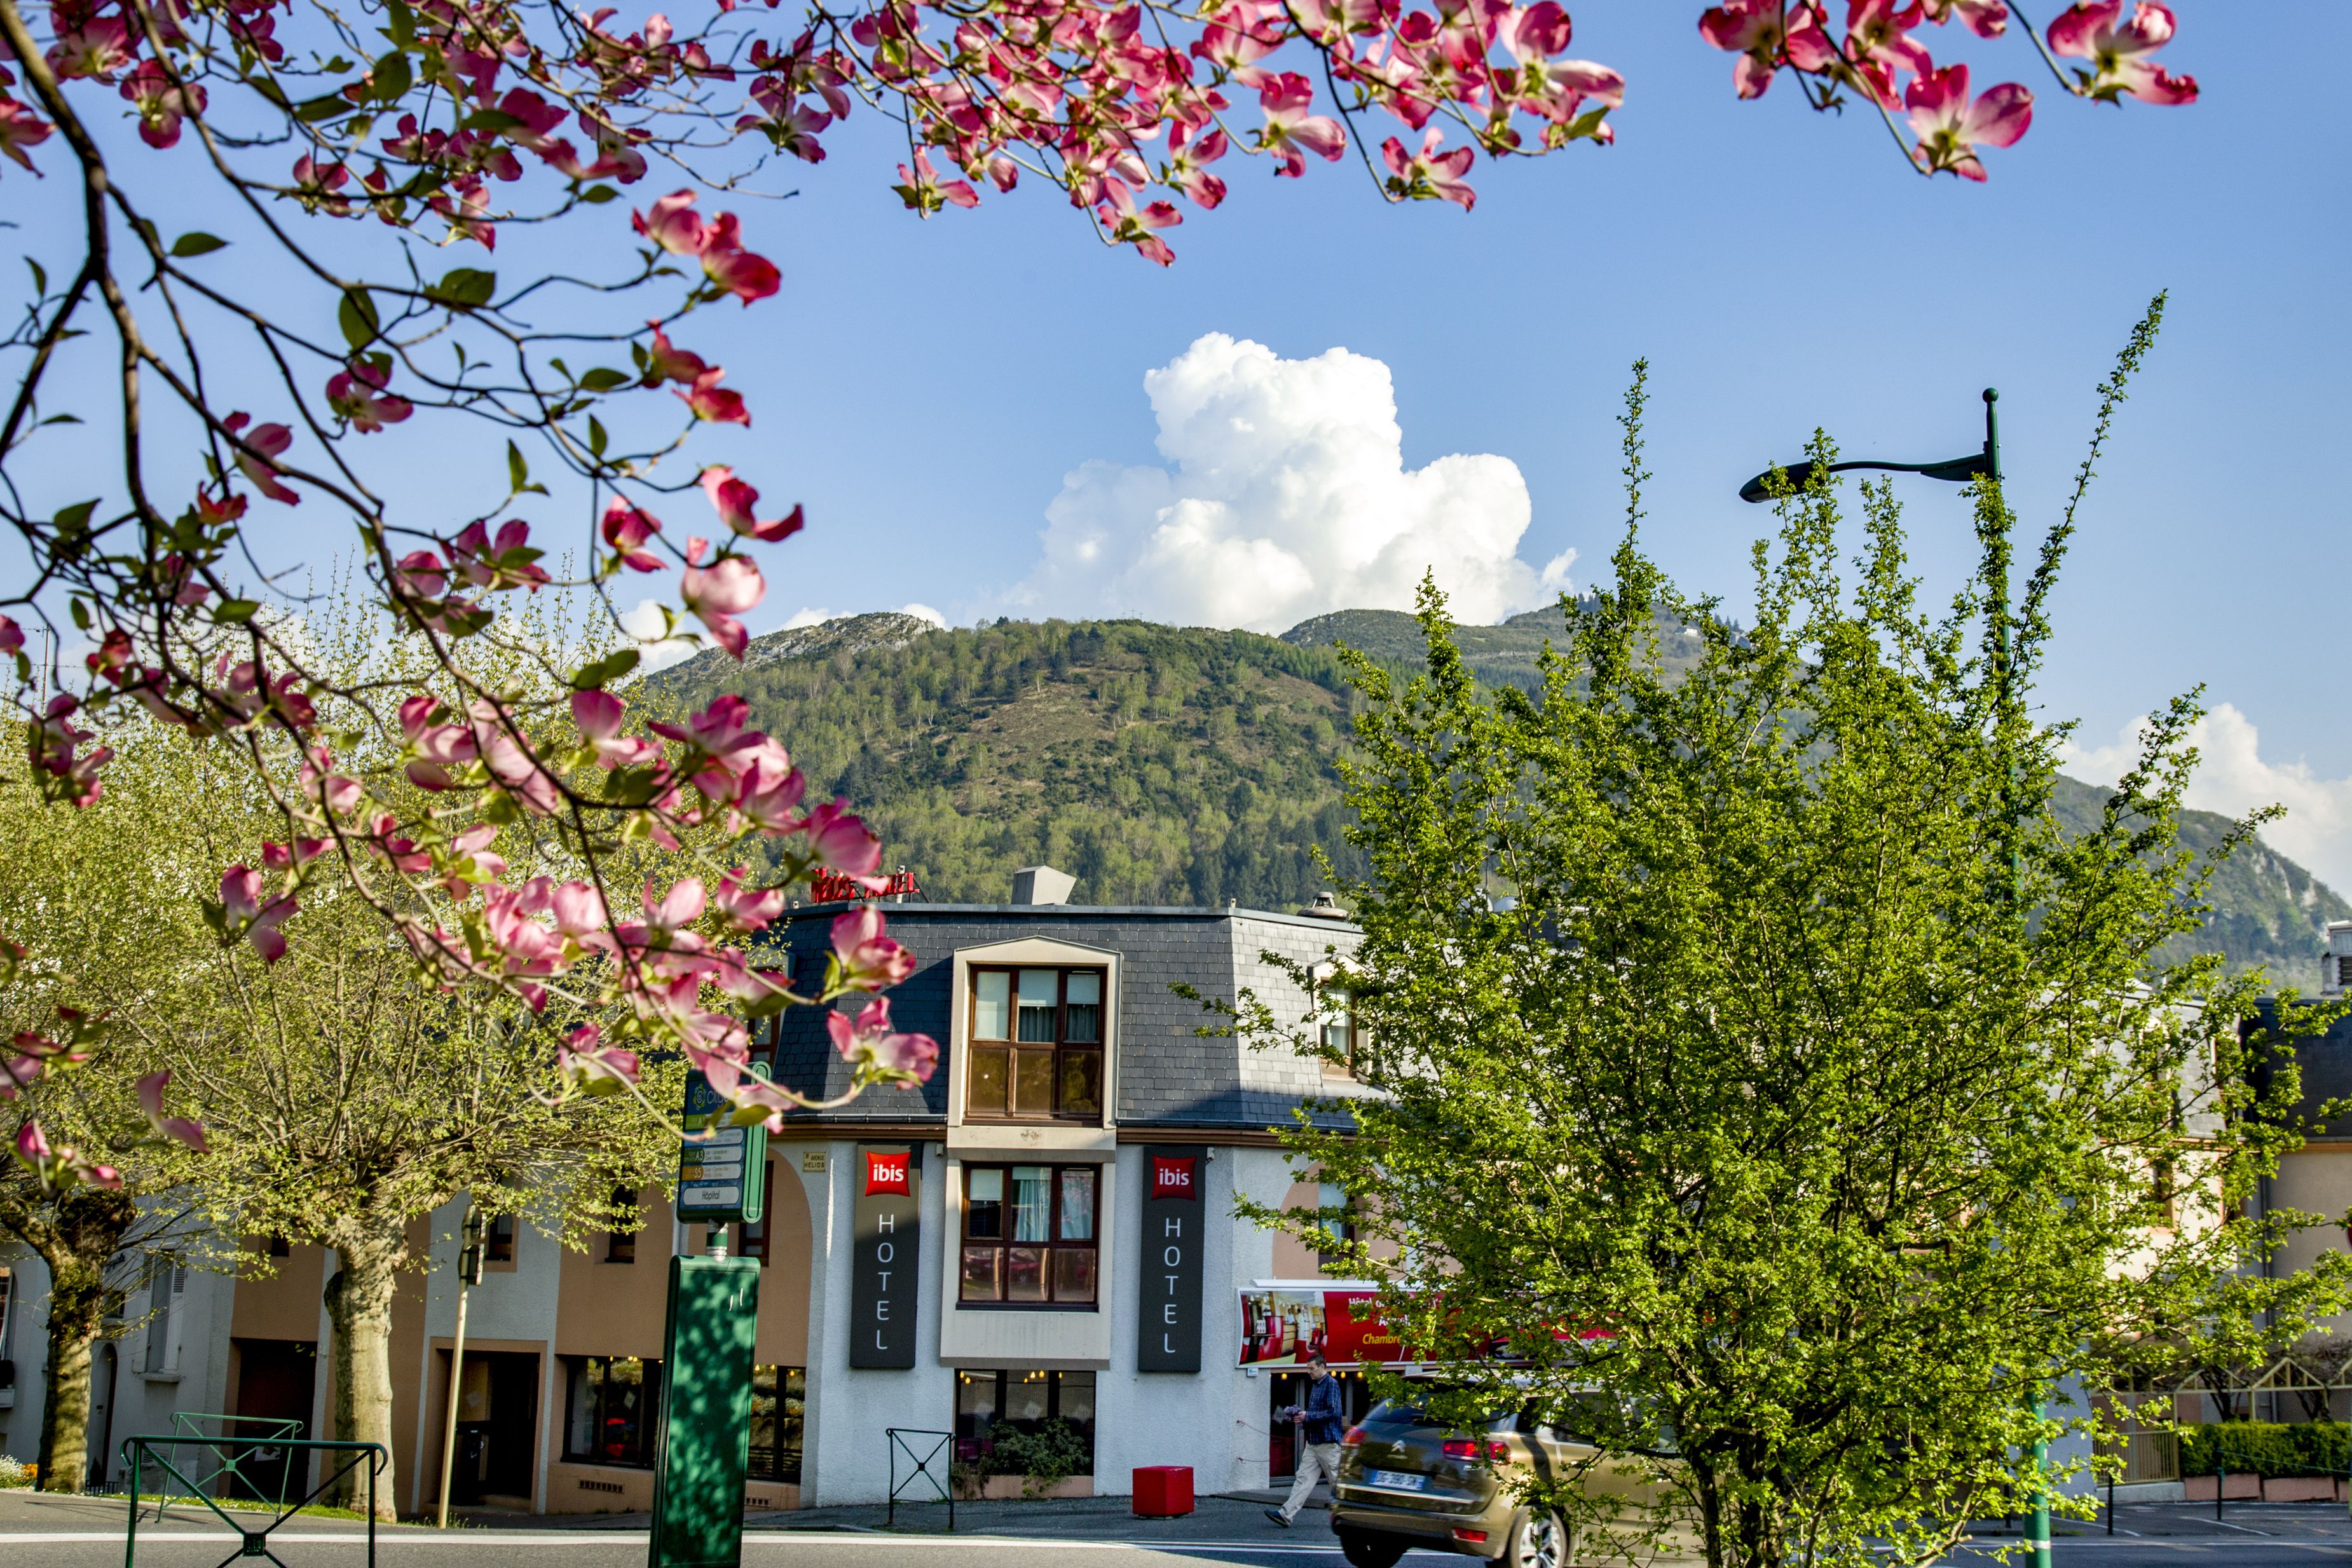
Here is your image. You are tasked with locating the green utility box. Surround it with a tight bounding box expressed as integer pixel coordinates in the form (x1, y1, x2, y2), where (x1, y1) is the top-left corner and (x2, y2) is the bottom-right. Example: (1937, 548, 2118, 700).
(648, 1254, 762, 1568)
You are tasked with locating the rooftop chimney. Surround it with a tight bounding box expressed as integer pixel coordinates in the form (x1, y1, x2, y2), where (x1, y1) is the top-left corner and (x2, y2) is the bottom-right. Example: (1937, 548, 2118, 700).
(1011, 866, 1077, 906)
(2326, 920, 2352, 999)
(1299, 890, 1351, 920)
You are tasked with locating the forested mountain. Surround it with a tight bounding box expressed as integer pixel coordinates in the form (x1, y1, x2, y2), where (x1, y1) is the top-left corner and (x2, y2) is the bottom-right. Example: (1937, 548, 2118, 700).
(651, 611, 2349, 984)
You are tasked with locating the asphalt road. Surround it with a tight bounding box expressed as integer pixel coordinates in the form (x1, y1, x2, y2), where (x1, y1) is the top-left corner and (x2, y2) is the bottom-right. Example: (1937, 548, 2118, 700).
(3, 1494, 2348, 1568)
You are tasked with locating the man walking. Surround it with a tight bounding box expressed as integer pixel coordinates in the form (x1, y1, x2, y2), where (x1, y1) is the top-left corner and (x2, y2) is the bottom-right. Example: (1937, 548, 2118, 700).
(1266, 1353, 1345, 1528)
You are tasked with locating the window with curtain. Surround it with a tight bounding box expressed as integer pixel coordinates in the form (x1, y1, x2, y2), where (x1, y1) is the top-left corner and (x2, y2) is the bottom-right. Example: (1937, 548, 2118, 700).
(965, 967, 1105, 1122)
(1318, 982, 1359, 1080)
(959, 1163, 1098, 1306)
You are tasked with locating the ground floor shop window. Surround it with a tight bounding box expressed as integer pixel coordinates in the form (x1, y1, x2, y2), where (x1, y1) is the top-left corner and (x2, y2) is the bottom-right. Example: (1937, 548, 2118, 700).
(749, 1365, 805, 1483)
(564, 1356, 662, 1468)
(953, 1368, 1096, 1475)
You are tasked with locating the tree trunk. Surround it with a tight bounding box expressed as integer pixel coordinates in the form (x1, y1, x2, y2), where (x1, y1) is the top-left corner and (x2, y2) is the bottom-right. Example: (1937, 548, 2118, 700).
(30, 1187, 137, 1494)
(323, 1228, 402, 1522)
(34, 1282, 99, 1494)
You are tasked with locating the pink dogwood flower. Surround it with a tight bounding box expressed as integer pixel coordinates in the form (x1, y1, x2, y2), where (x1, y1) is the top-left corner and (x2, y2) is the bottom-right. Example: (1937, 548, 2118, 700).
(831, 904, 916, 990)
(558, 1023, 641, 1093)
(642, 324, 708, 385)
(713, 868, 788, 933)
(601, 496, 666, 571)
(800, 796, 883, 876)
(1904, 63, 2032, 179)
(1699, 0, 1836, 98)
(1843, 0, 1932, 104)
(1097, 184, 1182, 266)
(1921, 0, 2007, 35)
(222, 413, 299, 505)
(678, 366, 749, 425)
(121, 60, 205, 149)
(0, 96, 53, 174)
(1166, 124, 1229, 208)
(893, 149, 980, 212)
(571, 688, 662, 767)
(680, 546, 764, 658)
(46, 15, 134, 81)
(825, 996, 940, 1082)
(700, 467, 803, 543)
(1257, 73, 1346, 177)
(696, 212, 783, 303)
(1382, 128, 1477, 210)
(0, 616, 20, 657)
(325, 362, 413, 432)
(219, 864, 296, 962)
(632, 189, 708, 254)
(2046, 2, 2196, 106)
(136, 1071, 210, 1151)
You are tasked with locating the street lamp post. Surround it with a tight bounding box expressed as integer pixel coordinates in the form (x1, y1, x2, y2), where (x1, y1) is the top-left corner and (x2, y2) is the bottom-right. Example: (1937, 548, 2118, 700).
(1738, 390, 2051, 1568)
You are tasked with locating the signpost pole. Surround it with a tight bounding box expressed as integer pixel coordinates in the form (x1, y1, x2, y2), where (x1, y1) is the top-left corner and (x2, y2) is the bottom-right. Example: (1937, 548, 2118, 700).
(648, 1068, 767, 1568)
(435, 1211, 485, 1530)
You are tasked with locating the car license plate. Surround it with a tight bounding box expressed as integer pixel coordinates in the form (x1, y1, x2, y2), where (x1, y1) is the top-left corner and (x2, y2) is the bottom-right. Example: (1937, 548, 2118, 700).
(1367, 1469, 1427, 1492)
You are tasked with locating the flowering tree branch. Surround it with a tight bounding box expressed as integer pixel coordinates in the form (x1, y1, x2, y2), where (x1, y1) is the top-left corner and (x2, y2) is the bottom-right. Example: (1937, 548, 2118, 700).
(0, 0, 2199, 1185)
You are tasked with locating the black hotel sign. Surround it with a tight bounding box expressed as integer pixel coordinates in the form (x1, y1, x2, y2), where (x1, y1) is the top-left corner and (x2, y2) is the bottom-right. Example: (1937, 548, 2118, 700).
(1137, 1147, 1205, 1372)
(850, 1143, 920, 1368)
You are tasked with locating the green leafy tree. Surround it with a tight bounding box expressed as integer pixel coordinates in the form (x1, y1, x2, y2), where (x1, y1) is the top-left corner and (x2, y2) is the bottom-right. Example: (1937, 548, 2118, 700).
(1242, 318, 2352, 1568)
(0, 731, 217, 1492)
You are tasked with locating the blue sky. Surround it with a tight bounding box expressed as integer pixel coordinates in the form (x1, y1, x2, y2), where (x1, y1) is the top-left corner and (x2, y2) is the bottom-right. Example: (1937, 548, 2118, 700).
(9, 5, 2349, 883)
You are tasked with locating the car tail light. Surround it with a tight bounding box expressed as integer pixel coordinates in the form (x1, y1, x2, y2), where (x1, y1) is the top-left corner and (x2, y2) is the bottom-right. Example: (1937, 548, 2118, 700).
(1440, 1438, 1479, 1460)
(1451, 1529, 1490, 1544)
(1342, 1426, 1367, 1449)
(1487, 1440, 1510, 1461)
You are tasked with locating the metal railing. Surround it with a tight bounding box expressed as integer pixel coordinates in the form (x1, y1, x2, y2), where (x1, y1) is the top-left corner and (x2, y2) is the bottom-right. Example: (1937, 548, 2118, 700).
(885, 1427, 954, 1532)
(121, 1432, 386, 1567)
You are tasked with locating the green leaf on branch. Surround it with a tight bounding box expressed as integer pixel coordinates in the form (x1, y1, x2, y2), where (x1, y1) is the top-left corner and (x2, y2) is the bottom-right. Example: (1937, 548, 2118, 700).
(426, 268, 497, 310)
(580, 185, 619, 205)
(587, 416, 609, 458)
(28, 257, 48, 295)
(338, 288, 381, 351)
(462, 108, 524, 133)
(570, 649, 640, 690)
(578, 369, 629, 393)
(54, 499, 98, 535)
(170, 233, 229, 258)
(505, 441, 547, 497)
(369, 50, 413, 104)
(69, 597, 91, 631)
(213, 599, 260, 624)
(295, 94, 348, 123)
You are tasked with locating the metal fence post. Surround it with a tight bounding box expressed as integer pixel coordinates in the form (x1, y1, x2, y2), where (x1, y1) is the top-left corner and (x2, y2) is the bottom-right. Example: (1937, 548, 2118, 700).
(2215, 1462, 2224, 1522)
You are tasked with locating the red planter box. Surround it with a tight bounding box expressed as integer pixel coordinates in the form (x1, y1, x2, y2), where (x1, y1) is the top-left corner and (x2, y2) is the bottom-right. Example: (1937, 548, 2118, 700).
(1133, 1465, 1194, 1517)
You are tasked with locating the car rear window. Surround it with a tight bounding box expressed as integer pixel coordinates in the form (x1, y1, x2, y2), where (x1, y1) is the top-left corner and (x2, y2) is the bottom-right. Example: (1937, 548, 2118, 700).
(1364, 1399, 1512, 1431)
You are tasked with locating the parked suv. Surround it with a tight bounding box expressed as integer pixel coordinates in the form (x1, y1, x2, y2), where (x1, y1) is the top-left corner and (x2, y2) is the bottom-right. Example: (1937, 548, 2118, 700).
(1328, 1387, 1692, 1568)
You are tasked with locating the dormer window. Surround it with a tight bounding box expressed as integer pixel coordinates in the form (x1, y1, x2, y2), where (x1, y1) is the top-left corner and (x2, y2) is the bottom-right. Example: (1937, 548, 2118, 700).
(966, 966, 1106, 1122)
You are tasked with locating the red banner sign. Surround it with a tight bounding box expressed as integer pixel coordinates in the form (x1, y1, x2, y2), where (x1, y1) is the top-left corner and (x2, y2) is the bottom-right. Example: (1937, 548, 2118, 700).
(865, 1150, 911, 1196)
(1151, 1155, 1198, 1200)
(1238, 1288, 1407, 1368)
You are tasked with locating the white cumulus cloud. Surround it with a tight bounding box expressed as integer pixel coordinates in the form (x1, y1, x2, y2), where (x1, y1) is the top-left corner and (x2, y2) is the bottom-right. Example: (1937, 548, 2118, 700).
(1013, 333, 1573, 632)
(2061, 702, 2352, 896)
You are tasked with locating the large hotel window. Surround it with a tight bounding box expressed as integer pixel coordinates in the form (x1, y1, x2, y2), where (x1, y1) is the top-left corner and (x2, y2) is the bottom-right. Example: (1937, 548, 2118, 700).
(966, 967, 1105, 1121)
(748, 1365, 805, 1483)
(959, 1164, 1098, 1306)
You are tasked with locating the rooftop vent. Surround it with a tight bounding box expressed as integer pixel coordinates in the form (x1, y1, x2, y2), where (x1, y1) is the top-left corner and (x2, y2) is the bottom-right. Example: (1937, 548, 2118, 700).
(1011, 866, 1077, 906)
(2327, 920, 2352, 999)
(1300, 891, 1351, 920)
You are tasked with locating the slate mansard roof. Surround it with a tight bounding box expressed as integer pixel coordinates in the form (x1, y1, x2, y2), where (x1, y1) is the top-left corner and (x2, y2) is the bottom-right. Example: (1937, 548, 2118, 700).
(758, 903, 1362, 1133)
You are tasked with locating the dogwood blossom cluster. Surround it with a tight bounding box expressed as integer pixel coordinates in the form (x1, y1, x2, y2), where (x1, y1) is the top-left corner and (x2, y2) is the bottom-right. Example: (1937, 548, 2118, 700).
(0, 0, 2199, 1190)
(1698, 2, 2196, 180)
